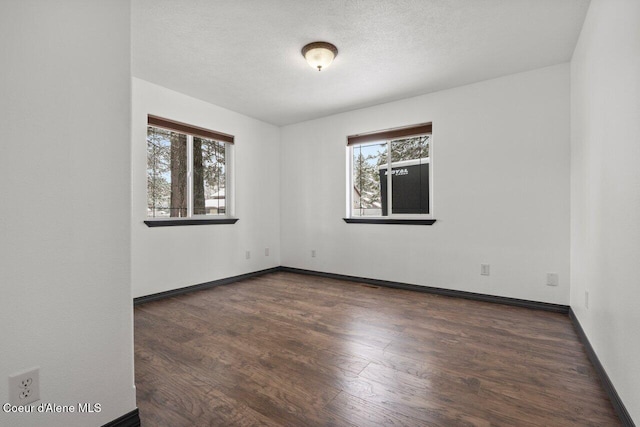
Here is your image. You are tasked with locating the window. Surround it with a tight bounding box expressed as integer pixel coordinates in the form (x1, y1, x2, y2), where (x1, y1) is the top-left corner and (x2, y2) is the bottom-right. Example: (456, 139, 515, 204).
(347, 123, 433, 223)
(146, 115, 234, 224)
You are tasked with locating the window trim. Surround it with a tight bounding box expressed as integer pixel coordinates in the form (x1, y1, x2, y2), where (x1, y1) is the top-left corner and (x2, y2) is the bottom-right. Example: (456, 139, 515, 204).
(346, 123, 434, 222)
(343, 218, 436, 225)
(145, 116, 235, 225)
(148, 115, 234, 144)
(347, 122, 431, 145)
(144, 218, 239, 227)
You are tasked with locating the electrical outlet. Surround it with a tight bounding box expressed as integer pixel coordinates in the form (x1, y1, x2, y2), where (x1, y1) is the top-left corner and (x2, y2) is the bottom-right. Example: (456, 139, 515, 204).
(265, 248, 269, 257)
(9, 367, 40, 405)
(311, 250, 316, 258)
(480, 264, 490, 276)
(245, 250, 251, 260)
(546, 273, 559, 286)
(585, 290, 589, 309)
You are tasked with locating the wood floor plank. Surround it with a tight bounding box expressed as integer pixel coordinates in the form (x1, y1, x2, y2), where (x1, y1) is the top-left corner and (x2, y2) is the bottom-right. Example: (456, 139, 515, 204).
(325, 391, 435, 427)
(135, 272, 621, 426)
(136, 347, 283, 427)
(136, 318, 353, 426)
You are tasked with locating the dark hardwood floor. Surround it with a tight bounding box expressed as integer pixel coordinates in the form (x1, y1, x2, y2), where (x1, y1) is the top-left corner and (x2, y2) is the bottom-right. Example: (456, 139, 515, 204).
(134, 272, 620, 426)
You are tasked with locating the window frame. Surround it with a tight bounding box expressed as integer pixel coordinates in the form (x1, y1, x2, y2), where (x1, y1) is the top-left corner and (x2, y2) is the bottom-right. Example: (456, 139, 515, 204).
(144, 116, 235, 226)
(346, 124, 434, 222)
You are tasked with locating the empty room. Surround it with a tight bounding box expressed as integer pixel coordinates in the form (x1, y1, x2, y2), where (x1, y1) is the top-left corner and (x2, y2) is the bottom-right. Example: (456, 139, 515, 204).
(1, 0, 639, 426)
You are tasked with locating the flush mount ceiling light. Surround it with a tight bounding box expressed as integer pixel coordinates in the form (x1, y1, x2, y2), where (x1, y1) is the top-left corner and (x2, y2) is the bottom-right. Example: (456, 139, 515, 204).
(301, 42, 338, 71)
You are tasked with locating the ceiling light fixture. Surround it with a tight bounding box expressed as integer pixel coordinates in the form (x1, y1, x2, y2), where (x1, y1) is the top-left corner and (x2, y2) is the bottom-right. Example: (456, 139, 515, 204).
(301, 42, 338, 72)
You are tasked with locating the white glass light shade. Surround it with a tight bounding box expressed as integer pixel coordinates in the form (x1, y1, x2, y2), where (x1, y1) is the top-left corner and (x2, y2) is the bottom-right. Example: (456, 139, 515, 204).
(302, 42, 338, 71)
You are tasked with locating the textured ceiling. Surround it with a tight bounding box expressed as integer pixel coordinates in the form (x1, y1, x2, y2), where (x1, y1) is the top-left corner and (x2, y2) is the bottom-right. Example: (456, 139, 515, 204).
(132, 0, 589, 126)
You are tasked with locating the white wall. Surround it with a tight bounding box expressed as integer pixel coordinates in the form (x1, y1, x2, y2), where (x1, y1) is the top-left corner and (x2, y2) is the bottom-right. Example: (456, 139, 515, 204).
(132, 78, 281, 298)
(570, 0, 640, 422)
(281, 64, 571, 305)
(0, 1, 136, 426)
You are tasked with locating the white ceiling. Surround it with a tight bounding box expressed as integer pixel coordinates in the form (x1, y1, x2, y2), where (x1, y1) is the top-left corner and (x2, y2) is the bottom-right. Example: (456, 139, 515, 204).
(132, 0, 589, 126)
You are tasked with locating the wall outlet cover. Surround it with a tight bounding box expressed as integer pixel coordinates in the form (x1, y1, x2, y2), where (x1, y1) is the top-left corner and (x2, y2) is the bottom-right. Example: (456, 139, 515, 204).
(585, 290, 590, 309)
(8, 367, 40, 406)
(480, 264, 490, 276)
